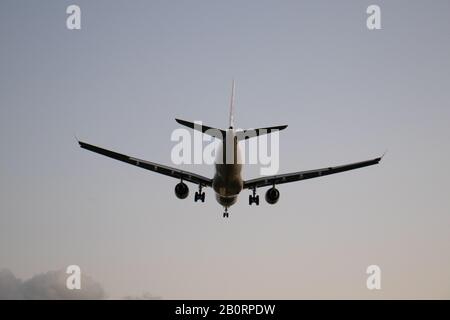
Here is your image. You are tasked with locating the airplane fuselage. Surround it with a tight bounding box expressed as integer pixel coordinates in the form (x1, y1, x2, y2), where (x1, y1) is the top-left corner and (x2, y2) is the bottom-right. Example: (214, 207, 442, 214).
(212, 129, 243, 208)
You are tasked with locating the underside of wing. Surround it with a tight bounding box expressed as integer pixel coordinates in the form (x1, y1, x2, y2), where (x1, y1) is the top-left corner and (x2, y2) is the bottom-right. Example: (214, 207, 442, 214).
(78, 141, 212, 187)
(244, 156, 382, 189)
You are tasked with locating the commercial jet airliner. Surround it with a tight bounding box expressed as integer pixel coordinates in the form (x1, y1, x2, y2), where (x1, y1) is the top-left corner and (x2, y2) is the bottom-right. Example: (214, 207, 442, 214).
(78, 81, 382, 218)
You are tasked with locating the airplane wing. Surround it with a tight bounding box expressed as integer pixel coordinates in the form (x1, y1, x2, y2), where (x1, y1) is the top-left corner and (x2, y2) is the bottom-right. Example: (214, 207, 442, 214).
(243, 156, 382, 189)
(78, 141, 212, 187)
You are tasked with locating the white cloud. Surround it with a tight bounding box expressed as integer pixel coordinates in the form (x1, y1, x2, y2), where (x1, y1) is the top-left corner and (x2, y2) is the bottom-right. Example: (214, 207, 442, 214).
(0, 268, 105, 300)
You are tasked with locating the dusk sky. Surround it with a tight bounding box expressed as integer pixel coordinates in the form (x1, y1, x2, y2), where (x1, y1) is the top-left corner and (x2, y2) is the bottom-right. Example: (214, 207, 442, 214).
(1, 0, 450, 299)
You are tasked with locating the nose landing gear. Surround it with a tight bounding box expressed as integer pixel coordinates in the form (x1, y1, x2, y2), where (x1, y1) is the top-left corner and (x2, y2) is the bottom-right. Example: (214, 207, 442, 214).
(223, 207, 229, 218)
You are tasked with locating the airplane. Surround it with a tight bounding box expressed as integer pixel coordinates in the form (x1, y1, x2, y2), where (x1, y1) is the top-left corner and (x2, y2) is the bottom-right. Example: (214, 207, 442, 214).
(78, 81, 382, 218)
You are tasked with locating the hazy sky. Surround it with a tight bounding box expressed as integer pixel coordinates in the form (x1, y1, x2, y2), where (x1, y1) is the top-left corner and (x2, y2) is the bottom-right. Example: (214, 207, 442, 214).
(1, 0, 450, 299)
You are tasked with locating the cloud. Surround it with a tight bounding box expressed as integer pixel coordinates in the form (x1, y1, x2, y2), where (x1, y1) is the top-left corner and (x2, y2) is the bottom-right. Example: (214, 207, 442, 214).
(0, 269, 22, 299)
(0, 268, 105, 300)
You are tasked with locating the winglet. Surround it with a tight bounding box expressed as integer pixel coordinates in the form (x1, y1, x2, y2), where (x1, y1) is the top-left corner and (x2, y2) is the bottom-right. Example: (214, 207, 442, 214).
(372, 150, 387, 164)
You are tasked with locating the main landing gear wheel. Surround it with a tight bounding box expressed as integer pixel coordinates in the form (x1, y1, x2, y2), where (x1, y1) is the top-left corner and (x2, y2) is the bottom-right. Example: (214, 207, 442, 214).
(194, 185, 205, 202)
(249, 188, 259, 205)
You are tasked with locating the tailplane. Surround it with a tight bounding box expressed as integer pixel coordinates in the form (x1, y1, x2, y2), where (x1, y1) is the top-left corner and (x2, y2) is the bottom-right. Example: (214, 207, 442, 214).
(235, 125, 288, 140)
(175, 118, 225, 139)
(176, 80, 287, 140)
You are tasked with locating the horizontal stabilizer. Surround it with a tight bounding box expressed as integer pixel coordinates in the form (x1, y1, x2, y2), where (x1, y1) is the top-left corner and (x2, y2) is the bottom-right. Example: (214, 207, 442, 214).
(235, 125, 288, 140)
(176, 119, 287, 140)
(175, 118, 226, 139)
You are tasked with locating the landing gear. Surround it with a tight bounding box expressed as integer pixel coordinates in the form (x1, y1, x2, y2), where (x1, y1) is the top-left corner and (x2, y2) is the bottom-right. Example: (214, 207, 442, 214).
(194, 185, 205, 202)
(249, 187, 259, 205)
(223, 207, 229, 218)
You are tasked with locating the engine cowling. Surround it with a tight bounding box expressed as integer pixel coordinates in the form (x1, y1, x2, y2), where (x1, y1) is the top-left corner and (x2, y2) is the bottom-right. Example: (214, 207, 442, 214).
(174, 182, 189, 199)
(265, 187, 280, 204)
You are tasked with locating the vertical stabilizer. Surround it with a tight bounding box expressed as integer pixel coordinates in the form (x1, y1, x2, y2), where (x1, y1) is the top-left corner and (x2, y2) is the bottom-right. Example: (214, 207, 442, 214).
(229, 79, 235, 129)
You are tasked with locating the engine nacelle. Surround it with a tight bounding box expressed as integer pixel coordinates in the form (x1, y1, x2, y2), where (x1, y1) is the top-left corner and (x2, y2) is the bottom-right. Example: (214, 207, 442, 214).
(174, 182, 189, 199)
(265, 187, 280, 204)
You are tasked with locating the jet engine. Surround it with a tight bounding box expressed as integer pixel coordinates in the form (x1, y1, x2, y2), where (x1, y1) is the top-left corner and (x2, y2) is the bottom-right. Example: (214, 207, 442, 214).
(265, 187, 280, 204)
(175, 182, 189, 199)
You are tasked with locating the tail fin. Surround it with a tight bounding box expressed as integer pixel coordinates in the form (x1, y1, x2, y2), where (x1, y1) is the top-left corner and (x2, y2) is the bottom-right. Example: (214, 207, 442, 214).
(176, 80, 287, 141)
(229, 79, 235, 129)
